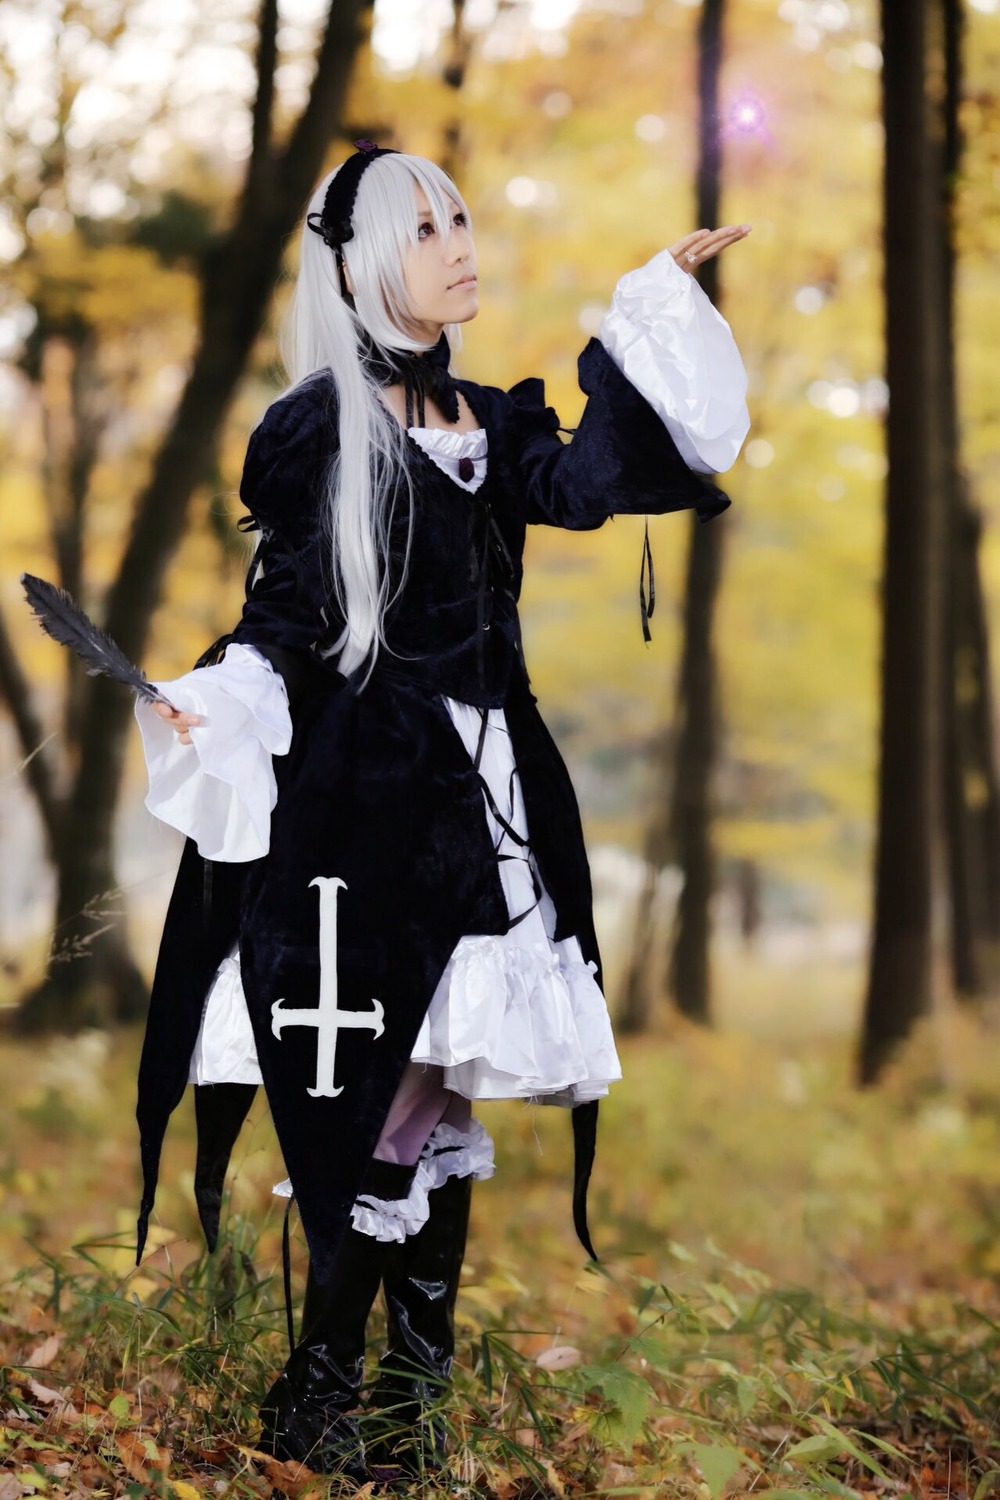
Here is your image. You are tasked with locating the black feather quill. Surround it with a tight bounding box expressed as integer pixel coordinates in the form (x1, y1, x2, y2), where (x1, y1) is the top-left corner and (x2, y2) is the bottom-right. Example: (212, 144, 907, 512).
(21, 574, 176, 710)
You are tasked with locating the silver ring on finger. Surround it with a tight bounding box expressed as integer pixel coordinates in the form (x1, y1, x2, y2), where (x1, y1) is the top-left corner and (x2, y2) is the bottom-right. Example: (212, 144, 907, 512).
(685, 251, 698, 264)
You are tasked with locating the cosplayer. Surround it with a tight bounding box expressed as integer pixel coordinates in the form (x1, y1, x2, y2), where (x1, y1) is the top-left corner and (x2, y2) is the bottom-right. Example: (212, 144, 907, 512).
(132, 143, 749, 1480)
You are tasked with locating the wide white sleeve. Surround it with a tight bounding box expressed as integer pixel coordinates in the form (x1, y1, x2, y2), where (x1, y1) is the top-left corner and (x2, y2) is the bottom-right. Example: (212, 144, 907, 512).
(135, 642, 292, 863)
(598, 248, 750, 475)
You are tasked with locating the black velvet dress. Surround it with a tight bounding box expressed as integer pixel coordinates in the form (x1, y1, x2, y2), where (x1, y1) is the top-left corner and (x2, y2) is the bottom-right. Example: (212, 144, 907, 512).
(135, 337, 729, 1283)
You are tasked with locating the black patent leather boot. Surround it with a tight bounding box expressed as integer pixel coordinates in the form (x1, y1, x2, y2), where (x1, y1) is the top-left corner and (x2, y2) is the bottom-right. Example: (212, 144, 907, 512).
(368, 1171, 472, 1477)
(258, 1162, 413, 1480)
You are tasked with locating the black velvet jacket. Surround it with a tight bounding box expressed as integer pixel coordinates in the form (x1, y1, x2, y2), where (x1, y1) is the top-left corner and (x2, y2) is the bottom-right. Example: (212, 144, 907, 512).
(136, 339, 729, 1281)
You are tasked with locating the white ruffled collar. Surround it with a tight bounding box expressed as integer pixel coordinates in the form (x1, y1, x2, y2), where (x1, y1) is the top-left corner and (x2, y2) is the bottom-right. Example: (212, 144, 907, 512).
(407, 425, 488, 458)
(407, 425, 488, 493)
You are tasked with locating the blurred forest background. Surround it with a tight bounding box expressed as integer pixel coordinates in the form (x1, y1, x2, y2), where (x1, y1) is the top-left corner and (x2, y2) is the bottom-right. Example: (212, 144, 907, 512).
(2, 0, 1000, 1055)
(4, 1, 1000, 1496)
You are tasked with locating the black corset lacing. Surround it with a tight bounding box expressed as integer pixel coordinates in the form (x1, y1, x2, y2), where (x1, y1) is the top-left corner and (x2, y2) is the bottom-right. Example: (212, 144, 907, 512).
(463, 492, 540, 930)
(470, 704, 543, 933)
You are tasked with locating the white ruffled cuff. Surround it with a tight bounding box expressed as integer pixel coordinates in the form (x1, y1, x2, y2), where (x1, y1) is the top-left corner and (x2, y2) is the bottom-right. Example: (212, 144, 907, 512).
(135, 642, 292, 863)
(599, 248, 750, 475)
(348, 1120, 496, 1243)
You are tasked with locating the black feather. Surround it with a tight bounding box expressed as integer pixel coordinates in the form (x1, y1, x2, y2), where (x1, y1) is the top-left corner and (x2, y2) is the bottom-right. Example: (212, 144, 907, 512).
(21, 574, 176, 710)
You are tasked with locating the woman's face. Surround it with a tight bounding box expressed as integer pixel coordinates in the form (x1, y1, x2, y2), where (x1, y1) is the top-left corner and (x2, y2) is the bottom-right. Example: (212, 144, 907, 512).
(402, 184, 478, 342)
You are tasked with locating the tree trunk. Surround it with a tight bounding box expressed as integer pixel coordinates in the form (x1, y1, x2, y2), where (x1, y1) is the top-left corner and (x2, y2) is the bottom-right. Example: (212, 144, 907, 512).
(440, 0, 473, 182)
(0, 606, 62, 860)
(13, 0, 368, 1032)
(858, 0, 949, 1084)
(619, 0, 728, 1032)
(64, 330, 108, 751)
(666, 0, 726, 1026)
(20, 716, 147, 1034)
(736, 858, 762, 948)
(668, 515, 724, 1022)
(618, 788, 670, 1034)
(945, 491, 1000, 997)
(940, 0, 1000, 999)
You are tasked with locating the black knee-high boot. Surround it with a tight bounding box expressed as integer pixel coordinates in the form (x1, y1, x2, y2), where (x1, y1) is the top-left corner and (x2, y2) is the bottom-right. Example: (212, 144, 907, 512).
(258, 1226, 384, 1479)
(368, 1171, 473, 1474)
(258, 1162, 414, 1479)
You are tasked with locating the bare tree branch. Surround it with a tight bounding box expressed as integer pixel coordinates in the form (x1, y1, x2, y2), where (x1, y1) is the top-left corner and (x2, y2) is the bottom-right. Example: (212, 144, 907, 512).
(281, 0, 370, 201)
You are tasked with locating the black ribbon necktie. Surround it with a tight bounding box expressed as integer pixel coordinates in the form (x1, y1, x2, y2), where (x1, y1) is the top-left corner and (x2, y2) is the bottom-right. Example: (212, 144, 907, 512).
(470, 504, 514, 690)
(362, 332, 460, 427)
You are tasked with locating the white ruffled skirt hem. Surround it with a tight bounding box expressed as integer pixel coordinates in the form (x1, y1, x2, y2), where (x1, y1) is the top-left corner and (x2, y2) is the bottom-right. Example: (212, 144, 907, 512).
(411, 932, 622, 1105)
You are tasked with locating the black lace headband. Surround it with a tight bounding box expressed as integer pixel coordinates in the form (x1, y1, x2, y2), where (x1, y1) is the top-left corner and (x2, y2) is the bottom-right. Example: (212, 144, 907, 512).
(306, 140, 399, 293)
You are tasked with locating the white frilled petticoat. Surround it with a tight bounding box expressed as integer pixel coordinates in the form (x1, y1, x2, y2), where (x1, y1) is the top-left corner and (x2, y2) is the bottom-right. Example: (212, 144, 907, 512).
(135, 249, 749, 1235)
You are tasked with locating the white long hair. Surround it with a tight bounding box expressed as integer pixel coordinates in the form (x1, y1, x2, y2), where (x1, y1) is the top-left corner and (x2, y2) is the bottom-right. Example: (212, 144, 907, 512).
(279, 152, 471, 679)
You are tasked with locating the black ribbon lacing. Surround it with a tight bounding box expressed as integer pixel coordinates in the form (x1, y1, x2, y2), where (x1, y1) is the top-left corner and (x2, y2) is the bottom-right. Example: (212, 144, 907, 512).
(639, 518, 656, 644)
(471, 709, 542, 931)
(467, 490, 515, 692)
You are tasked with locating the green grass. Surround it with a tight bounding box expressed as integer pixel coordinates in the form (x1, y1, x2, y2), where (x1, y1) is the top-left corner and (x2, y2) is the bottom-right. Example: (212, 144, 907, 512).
(5, 1000, 1000, 1496)
(5, 1230, 1000, 1497)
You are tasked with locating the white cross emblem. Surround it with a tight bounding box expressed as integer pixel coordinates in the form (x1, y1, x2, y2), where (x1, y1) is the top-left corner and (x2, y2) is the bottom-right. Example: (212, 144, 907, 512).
(271, 876, 385, 1098)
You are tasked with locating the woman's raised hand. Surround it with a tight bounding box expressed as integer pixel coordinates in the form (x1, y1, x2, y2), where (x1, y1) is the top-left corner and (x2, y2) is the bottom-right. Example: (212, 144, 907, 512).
(153, 700, 201, 746)
(670, 224, 751, 273)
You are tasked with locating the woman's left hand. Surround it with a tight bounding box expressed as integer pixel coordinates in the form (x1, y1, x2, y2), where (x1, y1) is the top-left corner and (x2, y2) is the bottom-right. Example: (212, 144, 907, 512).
(670, 224, 751, 273)
(152, 699, 202, 745)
